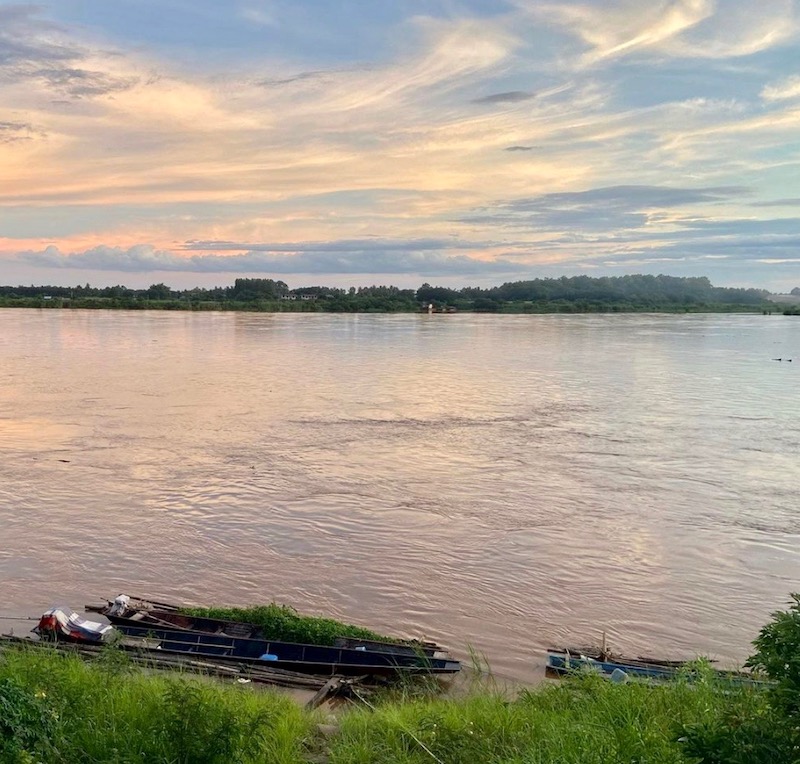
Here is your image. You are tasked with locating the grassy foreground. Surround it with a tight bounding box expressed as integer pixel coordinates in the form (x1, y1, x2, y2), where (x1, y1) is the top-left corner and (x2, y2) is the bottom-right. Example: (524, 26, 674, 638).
(0, 646, 774, 764)
(0, 647, 313, 763)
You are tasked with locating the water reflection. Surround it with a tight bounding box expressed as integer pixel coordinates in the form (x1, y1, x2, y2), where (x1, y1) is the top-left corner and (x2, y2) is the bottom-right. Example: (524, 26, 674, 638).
(0, 310, 798, 680)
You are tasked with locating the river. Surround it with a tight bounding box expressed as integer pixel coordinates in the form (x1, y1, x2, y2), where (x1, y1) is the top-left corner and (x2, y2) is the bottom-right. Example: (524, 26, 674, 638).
(1, 309, 797, 681)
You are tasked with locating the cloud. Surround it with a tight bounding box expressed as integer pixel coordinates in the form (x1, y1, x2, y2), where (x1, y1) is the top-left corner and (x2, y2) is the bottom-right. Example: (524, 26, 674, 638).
(521, 0, 799, 65)
(23, 244, 182, 271)
(750, 198, 800, 208)
(180, 237, 487, 253)
(463, 185, 751, 232)
(598, 237, 800, 265)
(19, 240, 521, 276)
(761, 74, 800, 102)
(471, 90, 535, 105)
(0, 5, 137, 98)
(258, 70, 330, 87)
(3, 4, 800, 292)
(0, 120, 35, 142)
(239, 6, 279, 28)
(0, 5, 73, 66)
(522, 0, 714, 64)
(30, 66, 138, 98)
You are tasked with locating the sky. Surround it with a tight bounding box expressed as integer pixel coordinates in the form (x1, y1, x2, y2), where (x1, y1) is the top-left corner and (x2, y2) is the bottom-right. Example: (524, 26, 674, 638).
(2, 0, 800, 291)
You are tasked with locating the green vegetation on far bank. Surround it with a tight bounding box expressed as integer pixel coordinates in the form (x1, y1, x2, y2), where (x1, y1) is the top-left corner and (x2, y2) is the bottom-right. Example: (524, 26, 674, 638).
(0, 274, 785, 313)
(2, 594, 800, 763)
(180, 602, 394, 646)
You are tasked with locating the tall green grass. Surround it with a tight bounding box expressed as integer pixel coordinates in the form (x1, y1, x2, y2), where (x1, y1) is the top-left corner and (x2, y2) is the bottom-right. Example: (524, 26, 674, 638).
(0, 645, 313, 763)
(180, 603, 394, 646)
(327, 671, 769, 764)
(0, 645, 777, 763)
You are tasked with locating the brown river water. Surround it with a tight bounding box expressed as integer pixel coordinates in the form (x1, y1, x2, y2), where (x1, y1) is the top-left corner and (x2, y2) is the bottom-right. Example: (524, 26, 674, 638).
(1, 309, 798, 682)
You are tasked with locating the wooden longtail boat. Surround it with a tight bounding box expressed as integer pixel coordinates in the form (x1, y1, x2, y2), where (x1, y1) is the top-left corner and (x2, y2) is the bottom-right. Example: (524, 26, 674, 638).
(43, 599, 461, 677)
(107, 623, 461, 676)
(86, 596, 449, 659)
(546, 648, 764, 686)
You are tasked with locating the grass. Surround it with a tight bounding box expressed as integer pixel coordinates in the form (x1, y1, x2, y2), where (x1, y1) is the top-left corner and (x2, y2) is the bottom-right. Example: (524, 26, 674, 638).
(326, 670, 769, 764)
(0, 645, 773, 764)
(0, 645, 313, 763)
(179, 602, 395, 646)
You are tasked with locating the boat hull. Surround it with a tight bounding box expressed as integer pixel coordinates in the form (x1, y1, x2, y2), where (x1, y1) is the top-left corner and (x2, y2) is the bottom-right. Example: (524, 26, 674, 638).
(546, 650, 764, 686)
(113, 623, 461, 676)
(547, 652, 680, 680)
(88, 600, 447, 658)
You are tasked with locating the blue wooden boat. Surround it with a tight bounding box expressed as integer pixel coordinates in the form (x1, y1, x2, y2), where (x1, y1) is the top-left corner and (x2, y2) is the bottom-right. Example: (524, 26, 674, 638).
(546, 648, 764, 686)
(87, 597, 446, 659)
(70, 597, 461, 677)
(110, 622, 461, 676)
(547, 649, 684, 680)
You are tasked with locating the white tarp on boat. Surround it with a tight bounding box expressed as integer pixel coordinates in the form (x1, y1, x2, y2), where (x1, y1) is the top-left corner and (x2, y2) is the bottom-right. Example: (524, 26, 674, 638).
(35, 606, 113, 643)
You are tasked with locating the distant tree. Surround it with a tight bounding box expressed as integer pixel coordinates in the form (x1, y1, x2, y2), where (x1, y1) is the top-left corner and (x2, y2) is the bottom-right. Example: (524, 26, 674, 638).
(473, 297, 501, 312)
(416, 283, 460, 305)
(146, 283, 172, 300)
(232, 278, 288, 300)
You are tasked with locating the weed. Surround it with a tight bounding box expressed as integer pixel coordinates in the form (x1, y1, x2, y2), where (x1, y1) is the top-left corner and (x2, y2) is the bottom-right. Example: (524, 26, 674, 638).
(180, 602, 393, 646)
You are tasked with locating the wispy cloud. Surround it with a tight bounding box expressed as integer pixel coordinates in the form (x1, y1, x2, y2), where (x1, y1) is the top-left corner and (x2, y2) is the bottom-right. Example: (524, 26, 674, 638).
(239, 4, 279, 28)
(471, 90, 535, 105)
(761, 74, 800, 102)
(751, 198, 800, 208)
(0, 120, 35, 142)
(2, 2, 800, 290)
(521, 0, 799, 64)
(0, 6, 137, 99)
(463, 185, 751, 232)
(20, 240, 521, 276)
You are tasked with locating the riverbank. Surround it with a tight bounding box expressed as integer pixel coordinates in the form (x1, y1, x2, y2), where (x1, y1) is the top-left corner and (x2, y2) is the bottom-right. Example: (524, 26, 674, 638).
(0, 645, 769, 763)
(0, 273, 780, 313)
(0, 296, 777, 313)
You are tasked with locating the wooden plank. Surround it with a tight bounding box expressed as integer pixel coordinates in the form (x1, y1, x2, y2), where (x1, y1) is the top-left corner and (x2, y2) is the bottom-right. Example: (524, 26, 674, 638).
(305, 676, 344, 709)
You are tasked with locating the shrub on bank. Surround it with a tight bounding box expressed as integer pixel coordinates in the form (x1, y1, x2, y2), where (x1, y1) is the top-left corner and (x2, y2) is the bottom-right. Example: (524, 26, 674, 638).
(680, 594, 800, 763)
(0, 677, 55, 763)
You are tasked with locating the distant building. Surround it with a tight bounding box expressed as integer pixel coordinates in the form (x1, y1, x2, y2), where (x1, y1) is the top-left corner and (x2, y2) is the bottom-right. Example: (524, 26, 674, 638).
(281, 292, 319, 301)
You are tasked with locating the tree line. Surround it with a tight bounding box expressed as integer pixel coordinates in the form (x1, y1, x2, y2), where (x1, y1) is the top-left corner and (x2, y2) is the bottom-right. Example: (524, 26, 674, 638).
(0, 274, 776, 313)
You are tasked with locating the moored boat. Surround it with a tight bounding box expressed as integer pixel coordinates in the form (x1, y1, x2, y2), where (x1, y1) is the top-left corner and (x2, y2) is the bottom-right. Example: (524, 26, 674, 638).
(546, 647, 764, 686)
(546, 648, 685, 680)
(109, 622, 461, 676)
(87, 595, 449, 659)
(43, 598, 461, 677)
